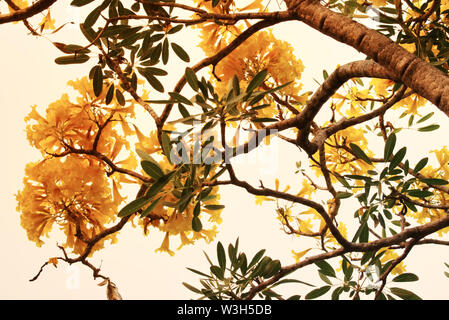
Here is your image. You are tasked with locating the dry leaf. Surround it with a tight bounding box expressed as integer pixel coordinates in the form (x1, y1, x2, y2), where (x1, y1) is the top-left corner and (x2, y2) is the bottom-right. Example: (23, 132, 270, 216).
(106, 280, 123, 300)
(48, 257, 58, 268)
(97, 279, 108, 287)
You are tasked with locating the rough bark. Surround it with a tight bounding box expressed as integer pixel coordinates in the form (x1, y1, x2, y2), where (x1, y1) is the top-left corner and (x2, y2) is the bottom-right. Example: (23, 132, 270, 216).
(284, 0, 449, 117)
(0, 0, 58, 24)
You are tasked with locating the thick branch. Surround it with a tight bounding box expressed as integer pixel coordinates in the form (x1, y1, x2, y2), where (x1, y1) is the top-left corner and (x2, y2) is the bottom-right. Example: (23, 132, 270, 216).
(284, 0, 449, 117)
(0, 0, 57, 24)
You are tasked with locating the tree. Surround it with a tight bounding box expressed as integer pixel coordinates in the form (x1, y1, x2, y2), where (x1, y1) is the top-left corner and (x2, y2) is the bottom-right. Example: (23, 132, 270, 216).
(5, 0, 449, 300)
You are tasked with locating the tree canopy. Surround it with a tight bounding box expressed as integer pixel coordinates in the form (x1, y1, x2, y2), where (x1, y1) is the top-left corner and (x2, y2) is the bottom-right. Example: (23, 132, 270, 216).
(4, 0, 449, 300)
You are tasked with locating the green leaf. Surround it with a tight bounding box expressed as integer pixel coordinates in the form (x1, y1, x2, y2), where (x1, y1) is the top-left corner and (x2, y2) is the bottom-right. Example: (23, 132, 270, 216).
(305, 286, 331, 299)
(342, 257, 353, 281)
(141, 160, 164, 179)
(336, 191, 352, 199)
(417, 112, 434, 123)
(384, 133, 396, 161)
(145, 73, 164, 92)
(349, 143, 373, 165)
(71, 0, 95, 6)
(392, 273, 419, 282)
(210, 265, 224, 280)
(145, 171, 176, 199)
(202, 204, 224, 212)
(318, 271, 333, 285)
(413, 157, 428, 174)
(169, 92, 193, 105)
(331, 287, 344, 300)
(182, 282, 202, 294)
(192, 216, 202, 232)
(315, 260, 336, 278)
(251, 117, 277, 123)
(217, 241, 226, 271)
(359, 222, 369, 243)
(360, 251, 375, 265)
(420, 178, 448, 185)
(248, 249, 266, 269)
(228, 76, 239, 97)
(131, 2, 140, 12)
(83, 7, 102, 28)
(117, 196, 153, 217)
(252, 256, 272, 277)
(246, 69, 268, 93)
(271, 278, 315, 287)
(53, 43, 90, 54)
(136, 148, 157, 162)
(390, 287, 422, 300)
(262, 260, 281, 278)
(116, 32, 141, 47)
(418, 124, 440, 132)
(186, 267, 211, 278)
(238, 253, 248, 274)
(389, 147, 407, 171)
(408, 114, 414, 127)
(92, 65, 103, 97)
(171, 42, 190, 62)
(138, 67, 168, 76)
(185, 67, 199, 91)
(101, 24, 131, 38)
(193, 201, 201, 217)
(140, 197, 162, 217)
(161, 132, 172, 162)
(80, 23, 97, 43)
(115, 89, 125, 106)
(406, 189, 433, 198)
(149, 42, 162, 63)
(105, 84, 114, 104)
(178, 104, 190, 118)
(168, 24, 183, 34)
(162, 38, 169, 65)
(55, 54, 90, 65)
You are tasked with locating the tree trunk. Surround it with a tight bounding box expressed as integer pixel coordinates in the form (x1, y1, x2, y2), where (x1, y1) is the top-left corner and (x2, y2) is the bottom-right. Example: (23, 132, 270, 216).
(284, 0, 449, 117)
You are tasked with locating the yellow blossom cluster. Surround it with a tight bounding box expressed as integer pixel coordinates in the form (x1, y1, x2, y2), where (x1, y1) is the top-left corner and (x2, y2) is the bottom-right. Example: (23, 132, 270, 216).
(18, 77, 224, 256)
(193, 2, 306, 119)
(16, 156, 120, 255)
(25, 77, 136, 159)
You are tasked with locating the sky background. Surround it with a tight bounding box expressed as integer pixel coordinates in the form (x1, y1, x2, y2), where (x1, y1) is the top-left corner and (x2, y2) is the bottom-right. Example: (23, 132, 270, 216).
(1, 0, 449, 300)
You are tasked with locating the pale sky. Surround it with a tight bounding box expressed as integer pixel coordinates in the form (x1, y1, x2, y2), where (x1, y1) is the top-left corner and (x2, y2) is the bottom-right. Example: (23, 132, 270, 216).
(1, 0, 449, 300)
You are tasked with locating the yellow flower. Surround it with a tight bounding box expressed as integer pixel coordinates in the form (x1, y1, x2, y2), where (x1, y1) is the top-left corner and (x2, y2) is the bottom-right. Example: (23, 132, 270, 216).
(292, 248, 311, 262)
(255, 196, 273, 205)
(48, 257, 58, 268)
(8, 0, 28, 11)
(379, 249, 406, 275)
(16, 156, 119, 255)
(134, 127, 161, 155)
(297, 180, 316, 199)
(371, 0, 388, 7)
(370, 78, 394, 98)
(25, 77, 134, 159)
(39, 10, 56, 31)
(156, 232, 175, 256)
